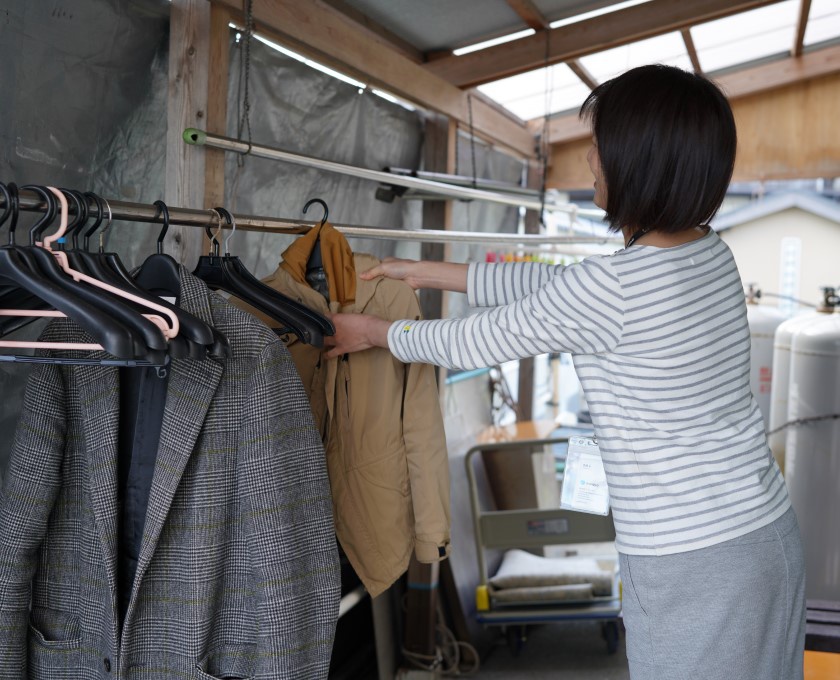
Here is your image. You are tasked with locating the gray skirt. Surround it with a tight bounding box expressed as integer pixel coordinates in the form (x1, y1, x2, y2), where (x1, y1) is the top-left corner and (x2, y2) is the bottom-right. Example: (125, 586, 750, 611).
(619, 506, 806, 680)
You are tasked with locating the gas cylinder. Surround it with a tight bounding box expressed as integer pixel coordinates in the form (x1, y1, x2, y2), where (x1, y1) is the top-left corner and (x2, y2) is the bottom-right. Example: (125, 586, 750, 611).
(768, 288, 838, 472)
(745, 285, 786, 428)
(785, 299, 840, 600)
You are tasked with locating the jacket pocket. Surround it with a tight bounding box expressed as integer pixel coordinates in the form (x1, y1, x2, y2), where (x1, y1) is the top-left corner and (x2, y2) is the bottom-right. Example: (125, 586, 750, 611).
(195, 645, 255, 679)
(28, 608, 82, 678)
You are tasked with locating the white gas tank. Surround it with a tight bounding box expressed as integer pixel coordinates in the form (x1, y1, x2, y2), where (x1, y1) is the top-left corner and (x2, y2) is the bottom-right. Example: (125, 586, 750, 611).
(769, 313, 825, 471)
(786, 310, 840, 600)
(746, 292, 786, 428)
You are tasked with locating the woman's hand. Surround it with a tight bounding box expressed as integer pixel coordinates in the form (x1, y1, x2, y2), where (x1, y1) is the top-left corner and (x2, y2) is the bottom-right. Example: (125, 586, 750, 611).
(324, 313, 392, 359)
(360, 257, 423, 289)
(361, 258, 469, 294)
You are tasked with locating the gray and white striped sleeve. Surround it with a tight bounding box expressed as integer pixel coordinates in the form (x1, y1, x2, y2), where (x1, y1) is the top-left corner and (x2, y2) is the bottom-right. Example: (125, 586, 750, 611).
(389, 256, 625, 370)
(468, 261, 560, 307)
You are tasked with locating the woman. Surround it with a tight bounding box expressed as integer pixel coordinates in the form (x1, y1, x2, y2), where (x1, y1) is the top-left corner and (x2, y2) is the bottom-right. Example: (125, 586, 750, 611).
(327, 65, 805, 680)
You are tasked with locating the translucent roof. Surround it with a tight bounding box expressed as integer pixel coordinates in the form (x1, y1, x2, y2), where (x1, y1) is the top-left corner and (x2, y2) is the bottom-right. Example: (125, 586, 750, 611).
(478, 63, 592, 119)
(690, 0, 797, 73)
(804, 0, 840, 46)
(475, 0, 836, 122)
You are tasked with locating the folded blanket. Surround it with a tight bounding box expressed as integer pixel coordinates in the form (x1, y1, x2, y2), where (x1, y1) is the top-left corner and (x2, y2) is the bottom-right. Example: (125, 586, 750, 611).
(489, 549, 613, 596)
(490, 582, 594, 603)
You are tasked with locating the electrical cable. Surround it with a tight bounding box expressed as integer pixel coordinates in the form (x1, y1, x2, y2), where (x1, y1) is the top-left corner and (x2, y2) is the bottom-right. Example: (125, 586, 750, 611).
(399, 597, 480, 676)
(766, 413, 840, 437)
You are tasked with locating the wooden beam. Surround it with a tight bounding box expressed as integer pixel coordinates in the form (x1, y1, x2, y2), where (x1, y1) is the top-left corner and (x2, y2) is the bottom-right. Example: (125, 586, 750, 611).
(167, 0, 211, 265)
(792, 0, 812, 58)
(543, 43, 840, 144)
(567, 59, 599, 90)
(211, 0, 536, 158)
(321, 0, 424, 63)
(424, 0, 784, 88)
(681, 29, 703, 74)
(719, 42, 840, 98)
(505, 0, 549, 30)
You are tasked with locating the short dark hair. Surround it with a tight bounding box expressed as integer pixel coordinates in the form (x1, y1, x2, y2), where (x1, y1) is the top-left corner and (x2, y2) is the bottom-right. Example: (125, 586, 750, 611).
(579, 64, 736, 234)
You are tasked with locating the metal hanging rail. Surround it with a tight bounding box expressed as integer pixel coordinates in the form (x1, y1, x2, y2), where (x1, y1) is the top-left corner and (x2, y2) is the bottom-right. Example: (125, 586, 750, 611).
(182, 128, 606, 219)
(2, 188, 620, 253)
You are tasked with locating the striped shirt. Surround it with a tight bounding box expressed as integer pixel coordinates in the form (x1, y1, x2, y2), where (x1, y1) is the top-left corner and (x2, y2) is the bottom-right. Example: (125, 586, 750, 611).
(388, 229, 790, 555)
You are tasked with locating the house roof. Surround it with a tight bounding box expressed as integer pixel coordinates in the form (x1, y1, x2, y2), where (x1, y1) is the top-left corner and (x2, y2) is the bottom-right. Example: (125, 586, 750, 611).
(712, 192, 840, 232)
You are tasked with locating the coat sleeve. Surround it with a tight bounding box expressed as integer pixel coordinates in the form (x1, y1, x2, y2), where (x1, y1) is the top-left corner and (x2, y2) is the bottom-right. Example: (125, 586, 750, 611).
(238, 340, 340, 680)
(393, 294, 451, 563)
(0, 362, 66, 677)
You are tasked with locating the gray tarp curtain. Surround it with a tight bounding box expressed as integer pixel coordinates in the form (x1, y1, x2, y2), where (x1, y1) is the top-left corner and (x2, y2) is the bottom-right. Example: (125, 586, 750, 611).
(0, 5, 525, 476)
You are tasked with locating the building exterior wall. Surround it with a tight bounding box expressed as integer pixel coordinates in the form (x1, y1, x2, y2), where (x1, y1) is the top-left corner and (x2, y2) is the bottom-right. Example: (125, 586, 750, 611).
(717, 207, 840, 309)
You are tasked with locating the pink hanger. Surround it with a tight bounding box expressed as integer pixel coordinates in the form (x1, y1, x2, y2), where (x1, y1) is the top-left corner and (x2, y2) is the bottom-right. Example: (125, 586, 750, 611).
(0, 187, 178, 353)
(39, 187, 180, 339)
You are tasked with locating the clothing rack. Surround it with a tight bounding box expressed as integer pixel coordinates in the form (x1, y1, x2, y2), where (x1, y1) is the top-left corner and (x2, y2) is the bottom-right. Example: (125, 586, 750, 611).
(3, 188, 621, 252)
(182, 128, 606, 219)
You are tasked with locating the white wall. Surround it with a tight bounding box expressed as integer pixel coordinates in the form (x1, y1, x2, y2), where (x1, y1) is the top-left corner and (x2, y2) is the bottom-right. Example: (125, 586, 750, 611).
(718, 208, 840, 308)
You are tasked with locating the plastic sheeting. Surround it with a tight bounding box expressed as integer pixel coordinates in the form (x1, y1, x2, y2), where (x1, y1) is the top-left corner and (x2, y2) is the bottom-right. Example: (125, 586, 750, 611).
(0, 11, 527, 478)
(0, 0, 170, 477)
(222, 31, 424, 278)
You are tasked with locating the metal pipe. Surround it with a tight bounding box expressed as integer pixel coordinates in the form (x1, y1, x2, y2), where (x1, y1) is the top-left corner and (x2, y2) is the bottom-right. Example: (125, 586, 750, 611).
(183, 128, 606, 219)
(3, 188, 620, 252)
(383, 167, 547, 198)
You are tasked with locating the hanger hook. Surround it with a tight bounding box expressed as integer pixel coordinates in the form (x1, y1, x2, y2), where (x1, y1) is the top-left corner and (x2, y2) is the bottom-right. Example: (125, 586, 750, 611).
(205, 208, 223, 257)
(153, 199, 170, 254)
(99, 197, 114, 253)
(6, 182, 20, 246)
(214, 207, 236, 255)
(43, 187, 69, 249)
(82, 192, 105, 251)
(21, 185, 57, 246)
(302, 198, 328, 227)
(57, 189, 86, 250)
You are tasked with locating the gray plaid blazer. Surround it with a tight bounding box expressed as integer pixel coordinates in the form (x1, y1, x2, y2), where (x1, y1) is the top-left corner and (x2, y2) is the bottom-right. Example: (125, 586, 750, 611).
(0, 269, 340, 679)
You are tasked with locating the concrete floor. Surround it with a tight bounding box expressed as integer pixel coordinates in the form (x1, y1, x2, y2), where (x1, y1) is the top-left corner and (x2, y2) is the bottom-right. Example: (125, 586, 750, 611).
(475, 620, 630, 679)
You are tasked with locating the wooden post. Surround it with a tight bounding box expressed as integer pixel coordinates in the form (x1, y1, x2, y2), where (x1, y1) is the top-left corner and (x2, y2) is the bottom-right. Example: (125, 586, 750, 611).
(516, 161, 543, 421)
(166, 0, 211, 265)
(419, 113, 456, 320)
(204, 4, 230, 210)
(403, 558, 440, 665)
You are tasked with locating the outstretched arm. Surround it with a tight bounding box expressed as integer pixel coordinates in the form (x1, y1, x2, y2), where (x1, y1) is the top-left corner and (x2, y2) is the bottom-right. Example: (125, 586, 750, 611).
(360, 258, 469, 293)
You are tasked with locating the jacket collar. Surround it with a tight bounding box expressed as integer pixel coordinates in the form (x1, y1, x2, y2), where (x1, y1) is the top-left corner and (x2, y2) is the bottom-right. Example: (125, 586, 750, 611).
(75, 269, 224, 628)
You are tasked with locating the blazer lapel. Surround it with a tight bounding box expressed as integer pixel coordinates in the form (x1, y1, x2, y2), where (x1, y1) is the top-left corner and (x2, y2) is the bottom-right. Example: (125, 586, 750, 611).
(126, 270, 224, 614)
(76, 357, 121, 596)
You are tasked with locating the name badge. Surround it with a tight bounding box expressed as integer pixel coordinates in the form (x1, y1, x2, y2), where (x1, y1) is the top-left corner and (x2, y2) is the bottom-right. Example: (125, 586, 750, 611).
(560, 436, 610, 516)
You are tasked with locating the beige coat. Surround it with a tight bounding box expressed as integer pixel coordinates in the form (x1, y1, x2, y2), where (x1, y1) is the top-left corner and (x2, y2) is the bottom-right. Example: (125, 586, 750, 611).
(236, 244, 450, 597)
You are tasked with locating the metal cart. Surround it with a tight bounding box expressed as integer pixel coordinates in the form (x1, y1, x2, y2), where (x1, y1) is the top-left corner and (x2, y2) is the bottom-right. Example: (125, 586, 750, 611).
(465, 436, 622, 655)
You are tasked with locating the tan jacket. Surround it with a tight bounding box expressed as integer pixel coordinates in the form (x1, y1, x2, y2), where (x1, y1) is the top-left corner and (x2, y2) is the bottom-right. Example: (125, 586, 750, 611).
(235, 232, 450, 597)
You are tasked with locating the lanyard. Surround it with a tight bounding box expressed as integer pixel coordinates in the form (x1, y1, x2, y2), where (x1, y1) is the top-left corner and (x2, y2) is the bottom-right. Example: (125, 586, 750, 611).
(625, 228, 650, 248)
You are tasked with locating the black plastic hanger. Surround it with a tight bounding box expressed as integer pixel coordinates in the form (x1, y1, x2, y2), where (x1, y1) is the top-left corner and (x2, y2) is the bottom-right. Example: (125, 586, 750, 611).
(0, 184, 143, 360)
(69, 195, 226, 359)
(303, 198, 329, 301)
(132, 200, 183, 298)
(192, 207, 334, 347)
(25, 187, 173, 361)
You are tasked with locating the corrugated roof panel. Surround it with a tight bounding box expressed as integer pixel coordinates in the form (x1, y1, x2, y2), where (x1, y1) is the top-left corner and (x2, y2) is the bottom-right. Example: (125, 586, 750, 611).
(339, 0, 524, 52)
(578, 31, 692, 82)
(691, 0, 798, 73)
(478, 63, 592, 120)
(804, 0, 840, 46)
